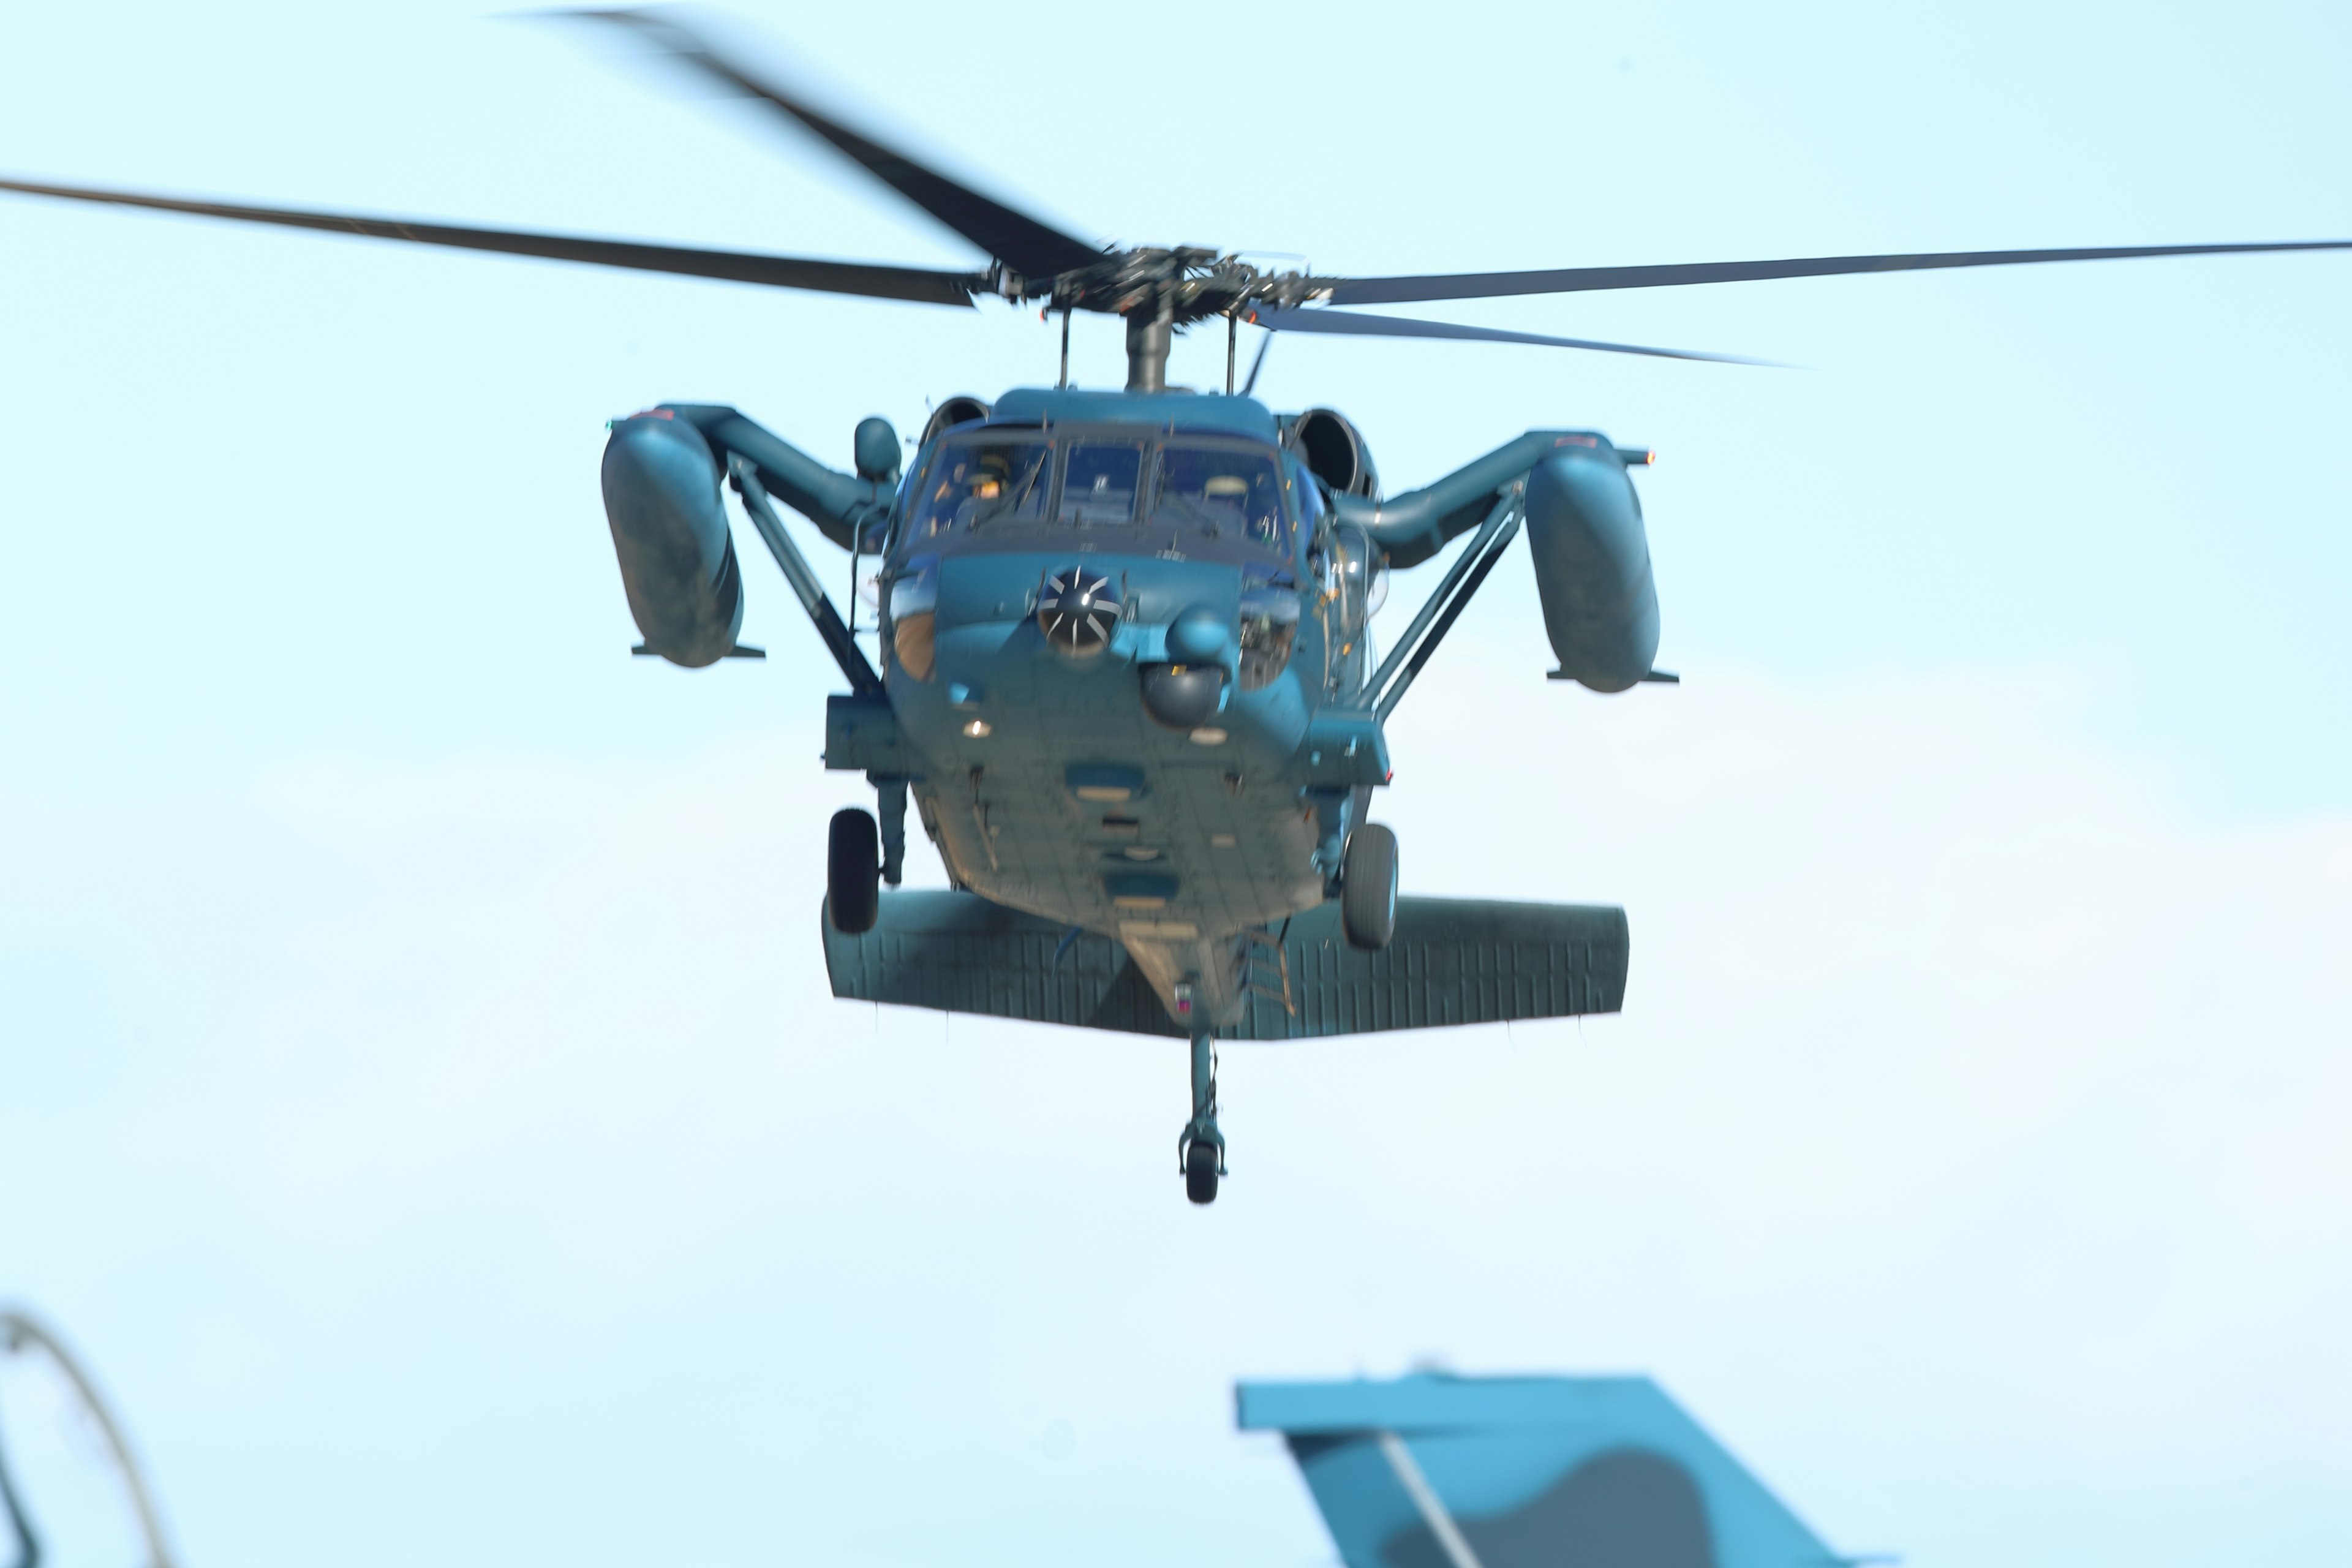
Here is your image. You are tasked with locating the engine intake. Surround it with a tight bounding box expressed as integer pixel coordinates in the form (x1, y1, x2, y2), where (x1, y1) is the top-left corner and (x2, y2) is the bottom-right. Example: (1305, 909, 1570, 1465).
(919, 395, 993, 448)
(1284, 407, 1379, 499)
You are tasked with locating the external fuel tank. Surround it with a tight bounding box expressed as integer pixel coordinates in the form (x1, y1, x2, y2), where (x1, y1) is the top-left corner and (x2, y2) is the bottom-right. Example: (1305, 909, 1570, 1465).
(600, 412, 744, 668)
(1524, 447, 1659, 692)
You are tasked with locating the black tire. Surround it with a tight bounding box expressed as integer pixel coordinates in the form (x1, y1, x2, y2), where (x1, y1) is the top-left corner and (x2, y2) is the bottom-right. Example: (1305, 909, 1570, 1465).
(1185, 1139, 1220, 1205)
(1341, 823, 1398, 951)
(827, 807, 880, 934)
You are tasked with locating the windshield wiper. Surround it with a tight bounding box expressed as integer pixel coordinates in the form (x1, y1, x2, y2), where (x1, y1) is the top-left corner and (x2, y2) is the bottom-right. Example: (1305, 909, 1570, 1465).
(1156, 489, 1227, 538)
(971, 454, 1051, 526)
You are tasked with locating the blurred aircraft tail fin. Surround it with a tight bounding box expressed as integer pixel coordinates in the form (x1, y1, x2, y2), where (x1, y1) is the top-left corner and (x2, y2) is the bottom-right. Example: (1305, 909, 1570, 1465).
(1237, 1373, 1859, 1568)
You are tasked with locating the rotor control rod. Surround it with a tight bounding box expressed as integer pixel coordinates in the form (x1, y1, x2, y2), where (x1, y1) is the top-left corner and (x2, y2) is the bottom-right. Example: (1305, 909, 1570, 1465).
(728, 458, 883, 696)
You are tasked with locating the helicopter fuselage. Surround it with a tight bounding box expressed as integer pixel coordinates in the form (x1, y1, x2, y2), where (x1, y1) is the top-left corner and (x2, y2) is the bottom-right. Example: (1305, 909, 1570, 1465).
(603, 385, 1654, 1194)
(866, 389, 1388, 1027)
(602, 384, 1667, 1032)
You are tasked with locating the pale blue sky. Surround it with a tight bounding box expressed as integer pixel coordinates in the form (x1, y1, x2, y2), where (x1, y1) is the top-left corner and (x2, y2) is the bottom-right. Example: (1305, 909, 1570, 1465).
(2, 4, 2348, 1566)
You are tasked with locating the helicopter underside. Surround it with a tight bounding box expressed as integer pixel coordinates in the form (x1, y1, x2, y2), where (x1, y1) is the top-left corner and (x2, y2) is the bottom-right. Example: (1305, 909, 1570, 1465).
(900, 609, 1332, 1030)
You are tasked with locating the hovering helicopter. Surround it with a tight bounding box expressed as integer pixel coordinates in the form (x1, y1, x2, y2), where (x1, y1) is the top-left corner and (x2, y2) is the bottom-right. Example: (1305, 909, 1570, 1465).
(7, 11, 2346, 1204)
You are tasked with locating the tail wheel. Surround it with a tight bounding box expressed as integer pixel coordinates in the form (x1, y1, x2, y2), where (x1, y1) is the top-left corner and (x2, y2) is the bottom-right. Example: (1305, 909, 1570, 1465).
(827, 807, 881, 934)
(1185, 1139, 1221, 1205)
(1341, 823, 1398, 951)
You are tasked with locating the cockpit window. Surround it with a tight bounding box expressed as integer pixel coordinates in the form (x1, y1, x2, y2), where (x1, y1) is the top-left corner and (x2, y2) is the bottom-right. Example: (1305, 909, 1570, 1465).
(1158, 444, 1287, 549)
(1057, 439, 1147, 526)
(1292, 463, 1327, 535)
(908, 437, 1051, 537)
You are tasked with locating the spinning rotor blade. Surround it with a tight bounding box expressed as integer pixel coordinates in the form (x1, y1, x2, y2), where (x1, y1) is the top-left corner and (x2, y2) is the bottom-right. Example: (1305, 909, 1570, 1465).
(0, 176, 983, 305)
(1242, 305, 1773, 364)
(578, 9, 1106, 282)
(1324, 239, 2352, 306)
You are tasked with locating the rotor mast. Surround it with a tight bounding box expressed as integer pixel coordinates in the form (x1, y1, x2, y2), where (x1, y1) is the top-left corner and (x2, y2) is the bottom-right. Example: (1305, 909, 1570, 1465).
(1102, 249, 1280, 394)
(1125, 300, 1174, 393)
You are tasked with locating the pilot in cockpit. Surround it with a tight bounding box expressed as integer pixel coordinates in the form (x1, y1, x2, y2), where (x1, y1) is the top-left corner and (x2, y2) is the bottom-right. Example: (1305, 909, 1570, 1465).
(1161, 445, 1287, 549)
(913, 440, 1050, 537)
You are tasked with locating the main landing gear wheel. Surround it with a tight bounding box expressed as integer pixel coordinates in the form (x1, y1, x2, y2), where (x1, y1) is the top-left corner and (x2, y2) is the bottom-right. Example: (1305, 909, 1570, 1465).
(1341, 822, 1398, 951)
(827, 807, 880, 933)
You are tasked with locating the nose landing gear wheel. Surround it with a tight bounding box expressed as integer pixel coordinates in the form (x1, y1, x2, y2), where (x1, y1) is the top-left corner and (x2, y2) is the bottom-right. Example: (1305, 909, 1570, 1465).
(1185, 1138, 1220, 1205)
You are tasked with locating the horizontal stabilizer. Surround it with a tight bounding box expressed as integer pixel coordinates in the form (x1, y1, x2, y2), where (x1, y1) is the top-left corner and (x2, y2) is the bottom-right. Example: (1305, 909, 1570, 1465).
(823, 892, 1627, 1040)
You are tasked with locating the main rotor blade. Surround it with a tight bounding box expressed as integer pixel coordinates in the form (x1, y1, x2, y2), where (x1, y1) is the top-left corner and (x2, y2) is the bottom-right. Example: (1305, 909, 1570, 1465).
(1323, 239, 2352, 306)
(0, 176, 983, 306)
(1242, 306, 1774, 365)
(578, 9, 1105, 283)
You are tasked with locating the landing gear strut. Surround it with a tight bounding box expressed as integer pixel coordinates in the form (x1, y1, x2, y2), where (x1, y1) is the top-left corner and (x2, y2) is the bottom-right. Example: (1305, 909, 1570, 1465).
(875, 777, 907, 886)
(1178, 1027, 1225, 1205)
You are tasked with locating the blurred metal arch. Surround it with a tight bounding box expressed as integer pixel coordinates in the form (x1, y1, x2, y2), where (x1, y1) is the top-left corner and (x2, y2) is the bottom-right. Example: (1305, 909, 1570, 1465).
(0, 1308, 180, 1568)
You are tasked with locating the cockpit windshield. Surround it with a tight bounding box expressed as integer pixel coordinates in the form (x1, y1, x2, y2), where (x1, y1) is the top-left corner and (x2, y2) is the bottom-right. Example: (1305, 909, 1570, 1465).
(908, 437, 1051, 538)
(1158, 443, 1287, 549)
(897, 430, 1296, 554)
(1057, 438, 1147, 526)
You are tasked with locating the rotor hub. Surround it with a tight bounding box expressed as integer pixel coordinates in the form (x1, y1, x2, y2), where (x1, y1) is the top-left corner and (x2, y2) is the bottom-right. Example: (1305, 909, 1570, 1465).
(1044, 249, 1334, 326)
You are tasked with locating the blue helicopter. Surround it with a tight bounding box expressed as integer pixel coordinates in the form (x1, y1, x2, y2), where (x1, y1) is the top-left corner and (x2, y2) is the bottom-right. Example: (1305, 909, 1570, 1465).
(8, 11, 2345, 1204)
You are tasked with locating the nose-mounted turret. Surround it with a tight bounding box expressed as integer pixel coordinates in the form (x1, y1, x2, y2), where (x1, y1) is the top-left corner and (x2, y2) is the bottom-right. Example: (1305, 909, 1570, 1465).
(1139, 604, 1234, 731)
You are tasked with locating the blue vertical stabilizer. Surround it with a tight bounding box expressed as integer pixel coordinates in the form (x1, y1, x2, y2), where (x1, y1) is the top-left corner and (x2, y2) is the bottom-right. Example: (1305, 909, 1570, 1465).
(1236, 1374, 1844, 1568)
